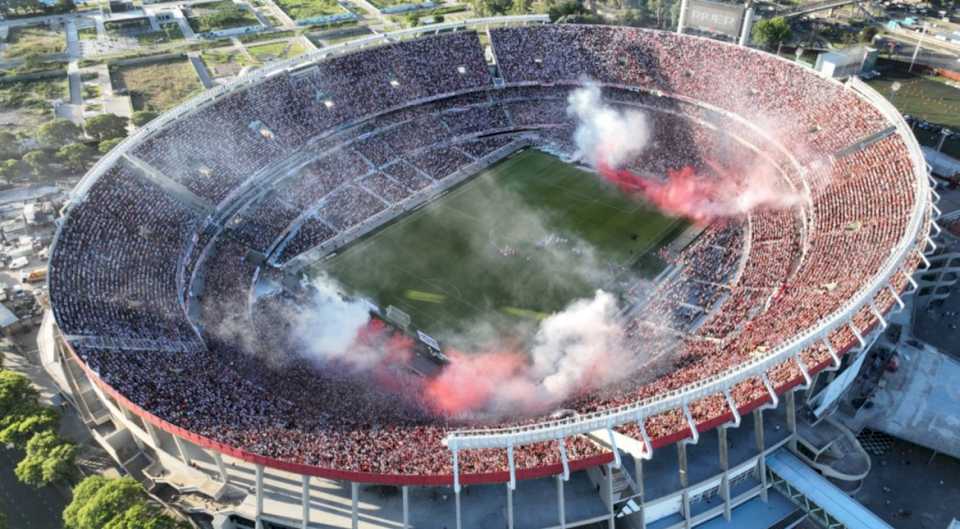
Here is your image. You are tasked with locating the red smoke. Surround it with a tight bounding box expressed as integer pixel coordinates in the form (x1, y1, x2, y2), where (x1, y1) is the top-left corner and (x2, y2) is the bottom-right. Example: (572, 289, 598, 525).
(598, 161, 730, 224)
(595, 150, 802, 223)
(423, 350, 533, 416)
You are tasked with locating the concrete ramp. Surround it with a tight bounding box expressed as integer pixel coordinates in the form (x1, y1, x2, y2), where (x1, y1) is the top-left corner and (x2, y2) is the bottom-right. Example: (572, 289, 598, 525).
(859, 342, 960, 460)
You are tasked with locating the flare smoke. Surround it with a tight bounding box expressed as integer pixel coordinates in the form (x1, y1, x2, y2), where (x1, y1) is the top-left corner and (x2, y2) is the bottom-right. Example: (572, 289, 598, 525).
(567, 81, 804, 222)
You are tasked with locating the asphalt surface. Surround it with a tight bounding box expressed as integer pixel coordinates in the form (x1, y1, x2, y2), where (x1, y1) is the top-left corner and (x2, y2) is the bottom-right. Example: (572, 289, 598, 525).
(854, 437, 960, 529)
(0, 449, 67, 529)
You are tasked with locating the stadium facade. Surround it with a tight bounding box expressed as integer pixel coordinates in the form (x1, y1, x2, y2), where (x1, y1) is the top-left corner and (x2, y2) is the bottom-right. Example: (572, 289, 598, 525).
(40, 16, 939, 529)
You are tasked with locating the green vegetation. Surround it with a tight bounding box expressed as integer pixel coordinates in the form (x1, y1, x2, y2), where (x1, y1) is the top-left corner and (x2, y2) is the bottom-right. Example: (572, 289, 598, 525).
(0, 77, 67, 109)
(0, 370, 77, 488)
(113, 60, 201, 112)
(867, 74, 960, 130)
(64, 476, 189, 529)
(201, 48, 257, 77)
(273, 0, 345, 21)
(369, 0, 431, 7)
(134, 24, 186, 45)
(752, 17, 792, 51)
(238, 29, 296, 43)
(0, 132, 18, 159)
(82, 84, 100, 99)
(57, 143, 95, 171)
(98, 137, 123, 154)
(867, 69, 960, 158)
(36, 118, 82, 147)
(77, 26, 99, 41)
(246, 39, 307, 62)
(22, 149, 52, 176)
(15, 430, 77, 487)
(2, 26, 66, 59)
(84, 113, 128, 142)
(130, 110, 159, 127)
(0, 0, 75, 17)
(189, 1, 260, 33)
(0, 160, 22, 182)
(321, 150, 685, 346)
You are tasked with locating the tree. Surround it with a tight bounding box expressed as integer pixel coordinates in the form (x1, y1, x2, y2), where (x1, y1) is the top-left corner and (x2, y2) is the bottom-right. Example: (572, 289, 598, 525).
(752, 17, 792, 52)
(98, 138, 124, 154)
(84, 114, 128, 143)
(65, 476, 189, 529)
(57, 143, 95, 172)
(36, 119, 82, 148)
(548, 0, 586, 21)
(470, 0, 511, 16)
(0, 131, 18, 159)
(509, 0, 530, 14)
(14, 430, 77, 487)
(0, 370, 39, 420)
(0, 407, 58, 447)
(642, 0, 681, 29)
(0, 159, 19, 184)
(22, 150, 51, 177)
(130, 111, 159, 128)
(0, 509, 5, 529)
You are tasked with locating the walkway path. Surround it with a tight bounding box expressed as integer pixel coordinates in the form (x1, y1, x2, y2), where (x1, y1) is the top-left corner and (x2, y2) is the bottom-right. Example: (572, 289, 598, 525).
(172, 7, 199, 40)
(67, 60, 83, 105)
(64, 19, 81, 58)
(259, 0, 298, 28)
(188, 52, 216, 88)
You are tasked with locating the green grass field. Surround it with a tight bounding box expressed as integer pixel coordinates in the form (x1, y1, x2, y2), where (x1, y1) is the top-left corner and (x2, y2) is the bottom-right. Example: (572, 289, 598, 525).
(867, 68, 960, 159)
(316, 149, 686, 347)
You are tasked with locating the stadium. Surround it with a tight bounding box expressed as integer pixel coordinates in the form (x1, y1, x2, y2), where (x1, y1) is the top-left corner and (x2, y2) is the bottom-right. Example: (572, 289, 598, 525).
(43, 15, 937, 529)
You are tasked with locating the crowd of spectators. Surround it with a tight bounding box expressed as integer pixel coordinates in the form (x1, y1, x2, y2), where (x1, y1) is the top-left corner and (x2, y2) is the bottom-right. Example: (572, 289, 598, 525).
(50, 25, 928, 479)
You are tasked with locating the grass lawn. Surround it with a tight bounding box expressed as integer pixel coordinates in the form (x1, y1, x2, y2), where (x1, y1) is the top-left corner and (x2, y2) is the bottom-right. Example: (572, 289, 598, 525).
(82, 83, 100, 99)
(0, 78, 67, 109)
(2, 26, 66, 59)
(189, 1, 261, 33)
(273, 0, 345, 20)
(246, 39, 307, 62)
(136, 24, 186, 45)
(867, 75, 960, 130)
(867, 66, 960, 159)
(113, 60, 201, 112)
(307, 25, 368, 46)
(369, 0, 432, 6)
(78, 26, 99, 41)
(318, 149, 686, 347)
(0, 78, 67, 136)
(201, 48, 257, 77)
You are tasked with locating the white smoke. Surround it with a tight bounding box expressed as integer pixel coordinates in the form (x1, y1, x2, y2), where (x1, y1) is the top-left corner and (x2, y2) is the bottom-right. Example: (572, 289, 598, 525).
(567, 81, 651, 168)
(424, 290, 651, 417)
(565, 81, 808, 221)
(530, 290, 630, 400)
(290, 274, 375, 369)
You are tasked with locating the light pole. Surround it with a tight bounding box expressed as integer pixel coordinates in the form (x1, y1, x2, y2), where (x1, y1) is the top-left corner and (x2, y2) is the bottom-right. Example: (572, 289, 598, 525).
(937, 128, 953, 152)
(908, 22, 928, 73)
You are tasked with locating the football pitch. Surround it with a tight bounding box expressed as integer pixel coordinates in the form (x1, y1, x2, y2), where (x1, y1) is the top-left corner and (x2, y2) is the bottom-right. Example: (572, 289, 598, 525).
(317, 149, 687, 347)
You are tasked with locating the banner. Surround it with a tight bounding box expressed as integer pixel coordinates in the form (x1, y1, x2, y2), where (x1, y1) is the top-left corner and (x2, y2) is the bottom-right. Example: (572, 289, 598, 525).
(686, 0, 745, 38)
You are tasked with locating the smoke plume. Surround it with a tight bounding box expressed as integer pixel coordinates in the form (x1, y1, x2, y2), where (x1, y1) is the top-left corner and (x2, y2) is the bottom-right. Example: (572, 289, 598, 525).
(423, 290, 636, 417)
(288, 274, 376, 369)
(566, 81, 804, 222)
(282, 283, 644, 419)
(567, 82, 651, 168)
